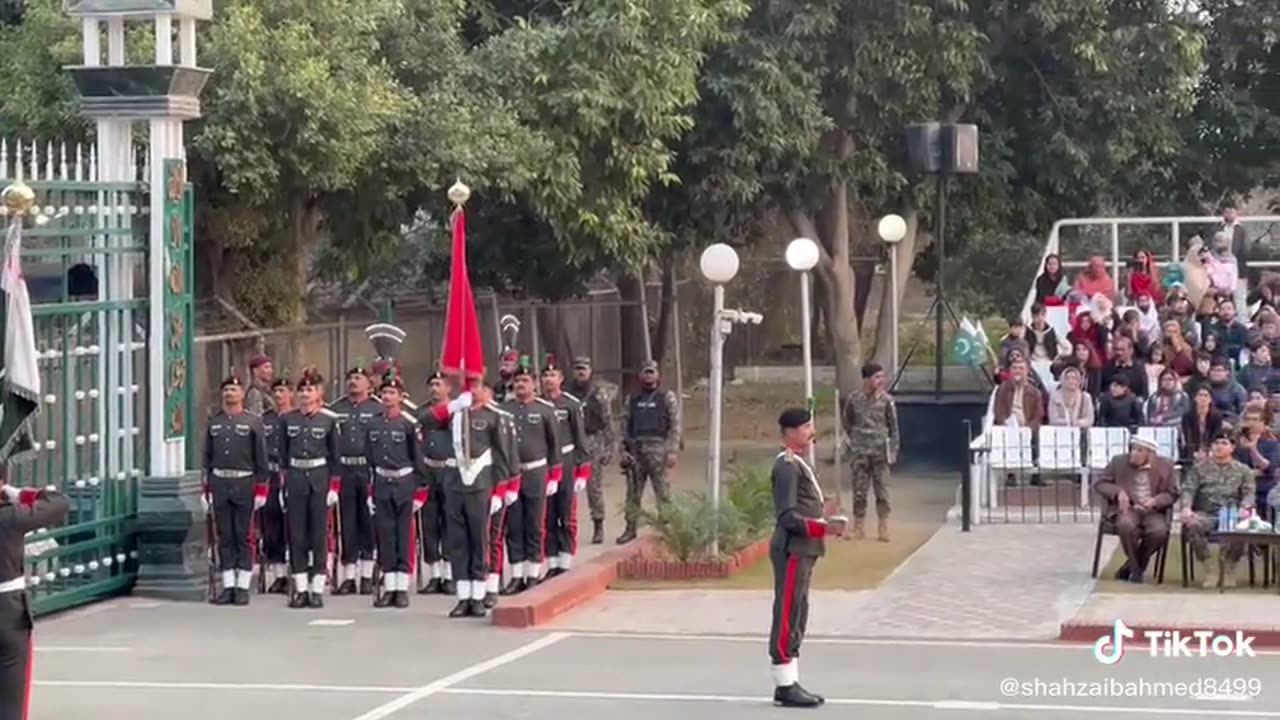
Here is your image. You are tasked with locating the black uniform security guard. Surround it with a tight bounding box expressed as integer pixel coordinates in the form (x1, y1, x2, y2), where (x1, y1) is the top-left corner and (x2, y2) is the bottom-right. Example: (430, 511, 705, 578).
(501, 362, 561, 594)
(768, 408, 846, 708)
(260, 377, 294, 594)
(0, 484, 70, 720)
(203, 374, 271, 606)
(541, 358, 590, 576)
(280, 368, 342, 609)
(427, 380, 514, 618)
(417, 371, 454, 595)
(329, 366, 383, 595)
(366, 373, 428, 609)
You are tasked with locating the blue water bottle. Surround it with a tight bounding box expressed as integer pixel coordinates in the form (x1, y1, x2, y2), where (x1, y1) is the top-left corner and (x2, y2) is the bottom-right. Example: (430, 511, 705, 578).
(1229, 504, 1239, 529)
(1218, 506, 1228, 532)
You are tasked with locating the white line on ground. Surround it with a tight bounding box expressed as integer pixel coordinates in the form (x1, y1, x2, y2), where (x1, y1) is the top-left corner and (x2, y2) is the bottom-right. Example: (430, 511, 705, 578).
(348, 632, 569, 720)
(35, 681, 410, 693)
(308, 619, 355, 627)
(440, 688, 1280, 716)
(34, 646, 132, 653)
(560, 630, 1280, 655)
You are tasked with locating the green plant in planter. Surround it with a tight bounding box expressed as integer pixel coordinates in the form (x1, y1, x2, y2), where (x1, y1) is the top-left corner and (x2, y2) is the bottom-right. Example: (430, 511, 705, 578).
(639, 464, 774, 561)
(726, 464, 774, 538)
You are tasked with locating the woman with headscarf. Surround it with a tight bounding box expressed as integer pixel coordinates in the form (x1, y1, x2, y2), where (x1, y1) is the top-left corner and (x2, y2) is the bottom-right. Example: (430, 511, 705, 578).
(1144, 368, 1190, 427)
(1182, 238, 1211, 308)
(1204, 230, 1240, 297)
(1161, 320, 1197, 380)
(1048, 366, 1094, 428)
(1127, 250, 1164, 305)
(1068, 308, 1108, 366)
(1035, 254, 1071, 305)
(1073, 256, 1116, 303)
(1052, 340, 1103, 397)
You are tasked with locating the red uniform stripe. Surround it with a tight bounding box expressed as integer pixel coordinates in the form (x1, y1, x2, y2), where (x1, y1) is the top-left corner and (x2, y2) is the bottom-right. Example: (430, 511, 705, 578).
(569, 491, 579, 555)
(777, 555, 799, 664)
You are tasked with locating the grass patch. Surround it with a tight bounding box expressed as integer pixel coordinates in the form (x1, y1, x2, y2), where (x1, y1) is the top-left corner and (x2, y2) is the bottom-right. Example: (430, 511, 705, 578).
(612, 523, 937, 591)
(1095, 537, 1278, 594)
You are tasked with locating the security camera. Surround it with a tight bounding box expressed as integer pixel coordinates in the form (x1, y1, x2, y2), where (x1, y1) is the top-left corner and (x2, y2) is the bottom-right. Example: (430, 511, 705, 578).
(744, 312, 763, 325)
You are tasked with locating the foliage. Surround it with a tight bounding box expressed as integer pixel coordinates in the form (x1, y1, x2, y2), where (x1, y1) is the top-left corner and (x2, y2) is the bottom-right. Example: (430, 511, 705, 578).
(0, 0, 86, 139)
(639, 463, 773, 561)
(725, 464, 774, 539)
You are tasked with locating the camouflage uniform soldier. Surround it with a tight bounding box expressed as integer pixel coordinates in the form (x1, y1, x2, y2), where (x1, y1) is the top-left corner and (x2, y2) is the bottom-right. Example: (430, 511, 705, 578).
(1179, 431, 1256, 589)
(841, 363, 900, 542)
(568, 356, 614, 544)
(244, 354, 275, 416)
(618, 360, 680, 544)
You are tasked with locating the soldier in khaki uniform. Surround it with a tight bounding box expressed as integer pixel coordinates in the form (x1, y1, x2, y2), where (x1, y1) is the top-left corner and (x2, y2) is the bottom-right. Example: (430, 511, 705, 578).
(618, 360, 680, 544)
(1179, 431, 1256, 589)
(841, 363, 900, 541)
(568, 356, 614, 544)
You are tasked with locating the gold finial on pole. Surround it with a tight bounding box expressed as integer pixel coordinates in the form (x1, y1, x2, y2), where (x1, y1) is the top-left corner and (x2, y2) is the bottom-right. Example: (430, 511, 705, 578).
(1, 182, 36, 217)
(447, 179, 471, 208)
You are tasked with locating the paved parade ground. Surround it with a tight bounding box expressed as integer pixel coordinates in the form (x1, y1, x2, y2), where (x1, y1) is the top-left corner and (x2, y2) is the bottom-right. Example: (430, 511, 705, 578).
(28, 596, 1280, 719)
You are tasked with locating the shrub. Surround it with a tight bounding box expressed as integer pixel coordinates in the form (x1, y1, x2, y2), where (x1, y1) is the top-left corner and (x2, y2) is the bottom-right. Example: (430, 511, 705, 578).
(726, 464, 774, 538)
(640, 463, 774, 560)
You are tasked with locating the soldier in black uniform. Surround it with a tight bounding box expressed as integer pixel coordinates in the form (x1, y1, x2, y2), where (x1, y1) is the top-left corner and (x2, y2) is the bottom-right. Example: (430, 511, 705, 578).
(768, 408, 847, 708)
(260, 376, 294, 594)
(280, 368, 342, 609)
(202, 374, 271, 606)
(493, 349, 520, 404)
(501, 360, 561, 593)
(541, 356, 590, 576)
(417, 371, 454, 595)
(366, 371, 429, 609)
(0, 483, 70, 720)
(426, 380, 514, 617)
(329, 366, 383, 595)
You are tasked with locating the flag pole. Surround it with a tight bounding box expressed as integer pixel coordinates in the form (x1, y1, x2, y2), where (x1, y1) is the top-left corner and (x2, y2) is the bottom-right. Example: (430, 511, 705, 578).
(448, 181, 472, 466)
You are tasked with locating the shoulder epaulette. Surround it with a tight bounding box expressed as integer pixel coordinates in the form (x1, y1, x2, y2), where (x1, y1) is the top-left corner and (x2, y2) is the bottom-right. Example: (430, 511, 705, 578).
(535, 397, 556, 408)
(776, 449, 795, 463)
(318, 408, 339, 418)
(404, 414, 421, 427)
(488, 403, 513, 418)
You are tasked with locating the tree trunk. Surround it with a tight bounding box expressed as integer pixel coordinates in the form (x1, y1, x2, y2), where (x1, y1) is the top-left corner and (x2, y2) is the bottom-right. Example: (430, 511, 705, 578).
(535, 304, 573, 365)
(651, 253, 675, 364)
(615, 273, 648, 390)
(281, 196, 322, 371)
(821, 269, 863, 397)
(870, 211, 923, 368)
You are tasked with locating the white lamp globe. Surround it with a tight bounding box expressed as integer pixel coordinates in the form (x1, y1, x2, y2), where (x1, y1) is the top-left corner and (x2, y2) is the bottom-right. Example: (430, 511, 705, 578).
(878, 214, 907, 244)
(699, 243, 740, 284)
(785, 237, 820, 271)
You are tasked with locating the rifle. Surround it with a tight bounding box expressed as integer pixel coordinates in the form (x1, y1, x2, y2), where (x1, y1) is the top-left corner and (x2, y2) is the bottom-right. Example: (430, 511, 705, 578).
(205, 509, 219, 604)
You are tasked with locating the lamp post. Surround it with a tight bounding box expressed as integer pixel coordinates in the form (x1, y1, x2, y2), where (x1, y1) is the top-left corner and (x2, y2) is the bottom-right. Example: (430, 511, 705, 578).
(785, 238, 820, 470)
(878, 215, 908, 375)
(700, 243, 739, 558)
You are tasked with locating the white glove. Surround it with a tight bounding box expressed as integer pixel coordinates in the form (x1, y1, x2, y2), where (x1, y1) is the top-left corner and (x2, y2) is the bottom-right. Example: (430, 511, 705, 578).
(367, 497, 376, 515)
(489, 495, 502, 515)
(545, 481, 559, 496)
(253, 494, 267, 510)
(200, 493, 211, 514)
(448, 392, 473, 414)
(0, 485, 19, 503)
(326, 490, 339, 507)
(278, 491, 286, 511)
(573, 477, 586, 493)
(412, 499, 425, 512)
(504, 490, 518, 507)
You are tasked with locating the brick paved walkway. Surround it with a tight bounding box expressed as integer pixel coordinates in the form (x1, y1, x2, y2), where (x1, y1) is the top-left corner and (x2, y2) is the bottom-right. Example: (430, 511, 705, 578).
(553, 523, 1109, 639)
(1071, 592, 1280, 630)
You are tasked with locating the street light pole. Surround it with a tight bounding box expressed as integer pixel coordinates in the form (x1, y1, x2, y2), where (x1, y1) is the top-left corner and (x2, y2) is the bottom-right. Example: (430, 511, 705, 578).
(877, 215, 908, 379)
(699, 243, 742, 559)
(786, 237, 820, 471)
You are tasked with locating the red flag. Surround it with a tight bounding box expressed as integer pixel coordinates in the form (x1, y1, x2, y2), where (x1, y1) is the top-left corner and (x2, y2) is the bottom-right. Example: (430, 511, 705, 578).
(440, 207, 486, 379)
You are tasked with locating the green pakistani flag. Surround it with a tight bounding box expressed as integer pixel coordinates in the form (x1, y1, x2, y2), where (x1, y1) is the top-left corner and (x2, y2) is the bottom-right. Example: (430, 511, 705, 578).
(950, 316, 991, 367)
(0, 215, 40, 464)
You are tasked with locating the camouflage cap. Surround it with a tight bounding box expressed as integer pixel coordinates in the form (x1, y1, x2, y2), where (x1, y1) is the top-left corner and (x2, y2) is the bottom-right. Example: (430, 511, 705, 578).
(640, 359, 659, 372)
(573, 356, 591, 369)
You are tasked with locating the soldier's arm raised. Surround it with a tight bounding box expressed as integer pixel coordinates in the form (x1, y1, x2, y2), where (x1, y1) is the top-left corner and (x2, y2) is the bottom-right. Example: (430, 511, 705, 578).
(0, 487, 72, 535)
(664, 390, 682, 456)
(772, 461, 828, 539)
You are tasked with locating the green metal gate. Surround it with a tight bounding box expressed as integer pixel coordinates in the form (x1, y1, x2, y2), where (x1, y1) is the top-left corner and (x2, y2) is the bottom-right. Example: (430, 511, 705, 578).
(3, 145, 191, 615)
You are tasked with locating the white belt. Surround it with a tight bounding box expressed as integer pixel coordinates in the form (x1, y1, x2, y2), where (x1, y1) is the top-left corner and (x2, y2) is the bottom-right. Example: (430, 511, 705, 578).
(211, 468, 253, 479)
(520, 458, 548, 471)
(268, 462, 280, 472)
(375, 467, 414, 479)
(290, 458, 327, 470)
(461, 449, 493, 487)
(0, 577, 25, 594)
(561, 444, 575, 455)
(425, 458, 458, 468)
(340, 456, 367, 466)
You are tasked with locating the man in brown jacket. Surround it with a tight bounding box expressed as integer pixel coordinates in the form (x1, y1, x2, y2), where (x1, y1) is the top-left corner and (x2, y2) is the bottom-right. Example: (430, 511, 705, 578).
(993, 358, 1044, 431)
(1093, 436, 1177, 583)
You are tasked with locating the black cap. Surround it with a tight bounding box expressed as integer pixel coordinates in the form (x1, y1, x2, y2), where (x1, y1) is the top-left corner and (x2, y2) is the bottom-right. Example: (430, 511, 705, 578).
(270, 377, 292, 390)
(513, 355, 535, 379)
(296, 366, 324, 390)
(347, 362, 370, 379)
(427, 371, 445, 383)
(1211, 429, 1235, 444)
(220, 370, 242, 390)
(778, 407, 812, 430)
(862, 363, 885, 379)
(380, 374, 406, 393)
(542, 353, 561, 375)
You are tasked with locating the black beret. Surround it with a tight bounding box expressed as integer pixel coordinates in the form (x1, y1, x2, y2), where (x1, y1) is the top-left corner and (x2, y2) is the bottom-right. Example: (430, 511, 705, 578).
(778, 407, 812, 430)
(1211, 429, 1236, 444)
(427, 371, 445, 382)
(862, 363, 885, 379)
(220, 375, 242, 390)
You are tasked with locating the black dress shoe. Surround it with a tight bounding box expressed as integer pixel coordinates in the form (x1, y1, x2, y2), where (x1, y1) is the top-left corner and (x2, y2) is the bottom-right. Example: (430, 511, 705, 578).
(212, 588, 234, 606)
(440, 580, 455, 596)
(546, 568, 566, 579)
(420, 578, 442, 595)
(448, 600, 471, 618)
(500, 579, 524, 596)
(467, 599, 487, 618)
(373, 591, 392, 608)
(309, 593, 324, 609)
(1114, 564, 1131, 581)
(483, 592, 499, 609)
(1128, 572, 1145, 584)
(288, 593, 309, 609)
(334, 580, 357, 596)
(773, 684, 822, 708)
(233, 588, 250, 606)
(359, 578, 373, 596)
(267, 577, 288, 595)
(393, 591, 409, 609)
(795, 684, 825, 705)
(592, 520, 604, 545)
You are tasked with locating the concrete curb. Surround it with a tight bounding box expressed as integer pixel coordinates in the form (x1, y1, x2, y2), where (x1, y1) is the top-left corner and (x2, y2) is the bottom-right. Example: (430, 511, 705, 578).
(491, 537, 657, 629)
(1060, 621, 1280, 648)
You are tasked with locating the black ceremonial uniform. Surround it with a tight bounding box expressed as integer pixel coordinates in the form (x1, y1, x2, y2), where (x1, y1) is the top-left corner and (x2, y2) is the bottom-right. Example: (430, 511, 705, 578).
(768, 449, 828, 698)
(0, 487, 70, 720)
(203, 410, 270, 602)
(546, 391, 589, 572)
(503, 397, 560, 587)
(280, 408, 341, 606)
(366, 410, 427, 607)
(329, 395, 383, 592)
(260, 406, 288, 590)
(417, 404, 454, 591)
(437, 400, 513, 616)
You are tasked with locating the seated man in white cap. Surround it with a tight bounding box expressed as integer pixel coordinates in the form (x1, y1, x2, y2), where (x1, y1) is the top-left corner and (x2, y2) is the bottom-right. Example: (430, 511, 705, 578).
(1093, 435, 1177, 583)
